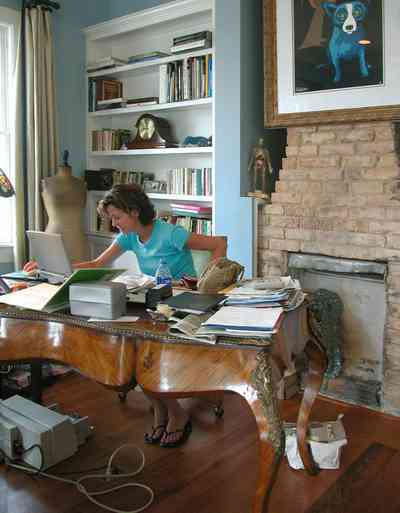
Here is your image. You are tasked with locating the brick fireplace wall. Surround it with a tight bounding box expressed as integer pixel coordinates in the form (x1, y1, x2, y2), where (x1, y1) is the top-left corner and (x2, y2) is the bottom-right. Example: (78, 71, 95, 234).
(258, 121, 400, 415)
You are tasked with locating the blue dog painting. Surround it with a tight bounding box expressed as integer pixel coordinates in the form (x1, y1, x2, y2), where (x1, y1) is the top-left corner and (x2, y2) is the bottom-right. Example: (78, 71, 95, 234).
(293, 0, 383, 93)
(322, 1, 369, 83)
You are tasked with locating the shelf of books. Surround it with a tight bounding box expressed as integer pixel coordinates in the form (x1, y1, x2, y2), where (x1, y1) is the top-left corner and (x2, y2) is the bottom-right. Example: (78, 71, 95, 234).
(87, 48, 214, 80)
(89, 97, 212, 118)
(88, 53, 213, 114)
(84, 0, 216, 255)
(89, 148, 213, 156)
(87, 192, 213, 238)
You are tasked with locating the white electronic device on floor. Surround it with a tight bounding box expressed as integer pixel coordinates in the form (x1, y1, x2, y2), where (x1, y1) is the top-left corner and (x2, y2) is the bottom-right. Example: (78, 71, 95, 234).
(0, 395, 92, 470)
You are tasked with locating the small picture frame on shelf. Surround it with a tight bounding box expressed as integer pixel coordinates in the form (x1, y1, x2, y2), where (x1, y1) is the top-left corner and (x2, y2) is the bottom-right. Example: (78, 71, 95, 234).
(143, 180, 167, 194)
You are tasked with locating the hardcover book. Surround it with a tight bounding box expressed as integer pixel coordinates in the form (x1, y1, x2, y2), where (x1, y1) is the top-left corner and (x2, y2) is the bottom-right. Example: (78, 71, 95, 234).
(170, 39, 212, 54)
(161, 291, 226, 314)
(173, 30, 212, 45)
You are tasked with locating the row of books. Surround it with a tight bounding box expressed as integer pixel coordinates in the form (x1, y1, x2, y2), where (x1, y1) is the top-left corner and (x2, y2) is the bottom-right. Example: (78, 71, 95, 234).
(85, 31, 212, 74)
(91, 129, 131, 151)
(159, 55, 212, 103)
(116, 170, 154, 186)
(94, 210, 212, 235)
(174, 216, 212, 235)
(167, 167, 212, 196)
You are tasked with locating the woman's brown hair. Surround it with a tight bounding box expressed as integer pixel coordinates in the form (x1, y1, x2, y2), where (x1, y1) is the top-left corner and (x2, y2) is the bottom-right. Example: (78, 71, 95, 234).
(98, 184, 155, 225)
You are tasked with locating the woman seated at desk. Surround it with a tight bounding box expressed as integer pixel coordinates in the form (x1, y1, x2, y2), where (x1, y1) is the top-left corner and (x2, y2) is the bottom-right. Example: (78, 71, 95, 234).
(25, 183, 227, 448)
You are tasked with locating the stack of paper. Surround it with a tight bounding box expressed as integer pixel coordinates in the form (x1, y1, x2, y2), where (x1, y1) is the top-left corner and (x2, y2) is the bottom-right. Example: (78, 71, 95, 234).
(224, 276, 304, 311)
(197, 306, 284, 338)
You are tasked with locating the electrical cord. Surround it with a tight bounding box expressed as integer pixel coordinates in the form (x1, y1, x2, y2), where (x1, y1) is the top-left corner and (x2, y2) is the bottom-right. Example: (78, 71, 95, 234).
(1, 443, 154, 513)
(54, 463, 109, 475)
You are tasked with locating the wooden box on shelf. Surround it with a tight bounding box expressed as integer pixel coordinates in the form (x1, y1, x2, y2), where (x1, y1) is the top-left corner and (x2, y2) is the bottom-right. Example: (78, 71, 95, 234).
(96, 79, 123, 101)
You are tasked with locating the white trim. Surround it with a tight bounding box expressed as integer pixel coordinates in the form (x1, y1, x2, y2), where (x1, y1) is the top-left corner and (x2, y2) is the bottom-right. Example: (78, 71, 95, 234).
(90, 148, 213, 156)
(276, 0, 399, 114)
(0, 6, 19, 249)
(83, 0, 213, 41)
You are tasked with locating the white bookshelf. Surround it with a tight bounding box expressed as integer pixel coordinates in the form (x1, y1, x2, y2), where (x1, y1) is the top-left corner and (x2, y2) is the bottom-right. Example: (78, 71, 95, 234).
(87, 48, 214, 79)
(89, 97, 212, 118)
(89, 147, 212, 157)
(84, 0, 215, 253)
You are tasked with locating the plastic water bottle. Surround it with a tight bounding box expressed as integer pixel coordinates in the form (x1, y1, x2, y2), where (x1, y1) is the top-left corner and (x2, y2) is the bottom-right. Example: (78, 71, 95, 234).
(155, 259, 172, 286)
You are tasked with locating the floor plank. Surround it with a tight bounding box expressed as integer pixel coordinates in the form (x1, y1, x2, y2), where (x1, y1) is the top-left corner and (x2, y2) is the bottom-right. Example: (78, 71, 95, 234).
(0, 374, 399, 513)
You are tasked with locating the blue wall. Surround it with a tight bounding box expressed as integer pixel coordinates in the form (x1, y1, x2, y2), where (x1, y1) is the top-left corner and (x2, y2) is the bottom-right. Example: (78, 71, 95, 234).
(53, 0, 109, 175)
(53, 0, 174, 175)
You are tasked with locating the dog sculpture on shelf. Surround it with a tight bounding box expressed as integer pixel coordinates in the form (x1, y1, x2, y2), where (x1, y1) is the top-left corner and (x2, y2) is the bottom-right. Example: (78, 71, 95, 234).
(322, 1, 370, 83)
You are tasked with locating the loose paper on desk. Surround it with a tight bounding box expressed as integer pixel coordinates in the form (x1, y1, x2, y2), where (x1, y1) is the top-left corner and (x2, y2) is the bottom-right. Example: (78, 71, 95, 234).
(228, 276, 297, 296)
(169, 312, 216, 343)
(0, 283, 61, 311)
(203, 306, 284, 331)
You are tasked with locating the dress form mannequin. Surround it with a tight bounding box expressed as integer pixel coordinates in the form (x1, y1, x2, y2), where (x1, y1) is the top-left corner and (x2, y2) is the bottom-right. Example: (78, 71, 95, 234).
(41, 151, 90, 262)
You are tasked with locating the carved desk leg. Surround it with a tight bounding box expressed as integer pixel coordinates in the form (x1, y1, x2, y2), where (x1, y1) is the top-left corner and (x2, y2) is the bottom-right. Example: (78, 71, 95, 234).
(246, 350, 285, 513)
(296, 337, 327, 475)
(137, 341, 284, 513)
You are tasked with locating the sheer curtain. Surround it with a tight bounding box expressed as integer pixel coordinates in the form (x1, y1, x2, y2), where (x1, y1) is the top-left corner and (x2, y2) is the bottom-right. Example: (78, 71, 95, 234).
(0, 7, 23, 267)
(24, 5, 58, 232)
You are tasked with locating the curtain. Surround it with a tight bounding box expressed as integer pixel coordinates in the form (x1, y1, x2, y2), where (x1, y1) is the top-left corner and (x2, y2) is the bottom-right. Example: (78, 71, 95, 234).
(25, 5, 58, 231)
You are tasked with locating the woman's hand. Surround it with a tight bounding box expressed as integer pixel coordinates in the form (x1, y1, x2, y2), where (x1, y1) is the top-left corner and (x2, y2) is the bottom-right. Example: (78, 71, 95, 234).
(10, 282, 29, 292)
(23, 260, 39, 273)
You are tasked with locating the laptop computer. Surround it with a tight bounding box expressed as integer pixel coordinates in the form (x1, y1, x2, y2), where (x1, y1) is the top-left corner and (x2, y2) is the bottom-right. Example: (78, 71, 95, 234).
(26, 231, 73, 283)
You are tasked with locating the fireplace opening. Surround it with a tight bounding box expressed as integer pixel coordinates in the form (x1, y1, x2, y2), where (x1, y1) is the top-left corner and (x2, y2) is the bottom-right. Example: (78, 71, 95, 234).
(288, 253, 387, 408)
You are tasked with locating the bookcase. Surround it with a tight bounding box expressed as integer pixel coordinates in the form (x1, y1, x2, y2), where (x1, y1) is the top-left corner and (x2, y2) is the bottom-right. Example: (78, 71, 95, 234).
(83, 0, 215, 258)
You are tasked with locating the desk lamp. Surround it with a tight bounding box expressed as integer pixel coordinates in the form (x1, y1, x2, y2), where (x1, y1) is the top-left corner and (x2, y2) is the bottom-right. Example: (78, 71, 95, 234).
(0, 168, 15, 198)
(0, 169, 17, 293)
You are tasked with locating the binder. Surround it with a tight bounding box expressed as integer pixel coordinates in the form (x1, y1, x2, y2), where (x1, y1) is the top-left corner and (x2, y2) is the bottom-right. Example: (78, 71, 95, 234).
(162, 292, 226, 314)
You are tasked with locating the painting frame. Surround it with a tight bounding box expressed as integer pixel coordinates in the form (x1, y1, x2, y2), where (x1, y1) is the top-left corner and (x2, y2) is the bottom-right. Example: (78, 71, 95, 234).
(264, 0, 400, 127)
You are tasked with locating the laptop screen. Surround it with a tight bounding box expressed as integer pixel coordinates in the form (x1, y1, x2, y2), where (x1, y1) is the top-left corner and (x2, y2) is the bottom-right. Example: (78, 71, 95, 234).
(26, 231, 73, 278)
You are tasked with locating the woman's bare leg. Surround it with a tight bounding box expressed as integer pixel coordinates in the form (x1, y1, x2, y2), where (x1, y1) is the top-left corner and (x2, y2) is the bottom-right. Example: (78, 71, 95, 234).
(143, 392, 190, 445)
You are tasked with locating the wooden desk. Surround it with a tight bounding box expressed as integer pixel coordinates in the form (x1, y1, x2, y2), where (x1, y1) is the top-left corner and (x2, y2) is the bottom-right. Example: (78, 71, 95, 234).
(0, 304, 326, 513)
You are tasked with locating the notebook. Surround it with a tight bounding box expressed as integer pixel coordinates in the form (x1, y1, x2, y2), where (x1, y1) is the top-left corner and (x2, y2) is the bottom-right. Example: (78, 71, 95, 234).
(161, 291, 226, 314)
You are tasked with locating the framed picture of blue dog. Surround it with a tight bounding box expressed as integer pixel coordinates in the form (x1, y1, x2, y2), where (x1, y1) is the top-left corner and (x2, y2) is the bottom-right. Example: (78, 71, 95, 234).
(264, 0, 400, 126)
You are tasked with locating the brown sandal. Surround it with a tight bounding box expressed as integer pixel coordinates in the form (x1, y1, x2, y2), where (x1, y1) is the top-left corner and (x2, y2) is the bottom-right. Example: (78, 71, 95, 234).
(144, 424, 166, 444)
(159, 421, 192, 448)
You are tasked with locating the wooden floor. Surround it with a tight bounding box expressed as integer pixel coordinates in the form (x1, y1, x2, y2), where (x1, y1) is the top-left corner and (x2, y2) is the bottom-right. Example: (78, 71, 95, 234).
(1, 373, 399, 513)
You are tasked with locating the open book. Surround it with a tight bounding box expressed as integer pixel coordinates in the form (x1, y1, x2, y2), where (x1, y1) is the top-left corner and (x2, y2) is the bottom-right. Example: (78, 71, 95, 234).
(169, 312, 216, 343)
(0, 268, 125, 313)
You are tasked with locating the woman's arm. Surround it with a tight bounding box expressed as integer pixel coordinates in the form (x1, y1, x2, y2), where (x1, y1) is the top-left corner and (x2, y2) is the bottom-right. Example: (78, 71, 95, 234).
(73, 241, 123, 269)
(185, 233, 227, 261)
